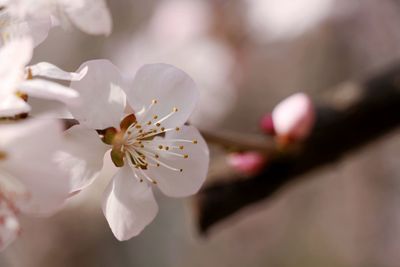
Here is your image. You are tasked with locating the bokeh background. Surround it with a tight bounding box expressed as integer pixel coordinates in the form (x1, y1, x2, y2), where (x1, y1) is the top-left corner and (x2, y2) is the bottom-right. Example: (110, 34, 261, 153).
(2, 0, 400, 266)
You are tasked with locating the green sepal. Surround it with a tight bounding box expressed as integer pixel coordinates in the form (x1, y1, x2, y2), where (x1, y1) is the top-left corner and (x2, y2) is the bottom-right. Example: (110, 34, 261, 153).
(111, 148, 124, 167)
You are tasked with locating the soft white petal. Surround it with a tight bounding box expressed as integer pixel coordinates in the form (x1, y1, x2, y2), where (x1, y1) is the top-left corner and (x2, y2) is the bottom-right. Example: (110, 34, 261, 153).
(102, 166, 158, 241)
(146, 125, 209, 197)
(28, 62, 88, 81)
(21, 17, 52, 46)
(55, 125, 108, 193)
(0, 14, 51, 47)
(0, 119, 70, 215)
(0, 37, 32, 95)
(0, 95, 30, 117)
(65, 0, 112, 35)
(127, 64, 199, 129)
(69, 60, 127, 129)
(19, 79, 79, 105)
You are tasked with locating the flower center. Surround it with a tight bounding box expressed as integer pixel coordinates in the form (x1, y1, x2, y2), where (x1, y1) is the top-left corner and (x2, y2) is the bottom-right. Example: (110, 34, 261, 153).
(100, 100, 198, 184)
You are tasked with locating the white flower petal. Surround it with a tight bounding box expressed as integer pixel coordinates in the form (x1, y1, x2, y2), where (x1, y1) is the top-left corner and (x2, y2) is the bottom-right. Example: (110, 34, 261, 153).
(69, 60, 127, 129)
(19, 79, 79, 105)
(65, 0, 112, 35)
(0, 119, 70, 215)
(0, 95, 30, 117)
(0, 15, 52, 47)
(0, 37, 32, 95)
(146, 125, 209, 197)
(55, 125, 108, 193)
(28, 62, 88, 81)
(102, 166, 158, 241)
(127, 64, 199, 129)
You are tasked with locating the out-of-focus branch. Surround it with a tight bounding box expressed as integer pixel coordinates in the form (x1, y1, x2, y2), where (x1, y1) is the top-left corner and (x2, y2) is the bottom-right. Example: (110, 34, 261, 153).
(195, 63, 400, 234)
(200, 129, 276, 153)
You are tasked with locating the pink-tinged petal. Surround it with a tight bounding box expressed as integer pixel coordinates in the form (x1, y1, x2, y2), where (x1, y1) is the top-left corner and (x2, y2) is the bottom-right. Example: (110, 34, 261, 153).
(272, 93, 315, 141)
(0, 95, 30, 117)
(19, 79, 79, 105)
(0, 201, 20, 251)
(54, 125, 108, 193)
(28, 62, 88, 81)
(260, 113, 275, 135)
(0, 119, 70, 215)
(146, 125, 209, 198)
(227, 152, 267, 175)
(102, 166, 158, 241)
(66, 0, 112, 35)
(127, 64, 199, 129)
(69, 60, 127, 129)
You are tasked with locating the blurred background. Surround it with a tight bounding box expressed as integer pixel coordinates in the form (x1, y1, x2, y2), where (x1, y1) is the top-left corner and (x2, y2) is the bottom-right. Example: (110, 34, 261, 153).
(2, 0, 400, 266)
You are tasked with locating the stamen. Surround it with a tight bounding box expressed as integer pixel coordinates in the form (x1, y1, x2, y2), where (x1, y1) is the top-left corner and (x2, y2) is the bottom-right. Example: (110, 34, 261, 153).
(155, 107, 179, 125)
(167, 139, 198, 144)
(139, 169, 157, 184)
(145, 153, 184, 173)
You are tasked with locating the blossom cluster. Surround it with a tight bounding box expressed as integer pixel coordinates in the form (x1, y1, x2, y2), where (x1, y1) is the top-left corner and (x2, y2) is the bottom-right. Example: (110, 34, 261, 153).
(0, 0, 209, 250)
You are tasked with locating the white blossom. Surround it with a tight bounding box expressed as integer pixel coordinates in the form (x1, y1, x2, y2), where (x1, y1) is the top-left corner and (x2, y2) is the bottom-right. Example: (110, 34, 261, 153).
(0, 11, 51, 47)
(0, 119, 71, 250)
(0, 0, 112, 36)
(59, 60, 209, 241)
(0, 37, 86, 117)
(245, 0, 333, 42)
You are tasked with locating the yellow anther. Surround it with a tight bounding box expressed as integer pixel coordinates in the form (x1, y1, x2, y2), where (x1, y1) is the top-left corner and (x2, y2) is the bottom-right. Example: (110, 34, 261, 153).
(193, 140, 198, 144)
(179, 146, 184, 150)
(173, 107, 178, 112)
(153, 115, 158, 119)
(152, 99, 158, 104)
(165, 146, 169, 151)
(158, 145, 163, 149)
(184, 154, 189, 159)
(156, 123, 161, 127)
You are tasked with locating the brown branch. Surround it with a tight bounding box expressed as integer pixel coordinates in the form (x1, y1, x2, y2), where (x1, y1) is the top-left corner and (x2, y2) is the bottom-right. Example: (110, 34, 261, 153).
(195, 63, 400, 234)
(199, 129, 276, 154)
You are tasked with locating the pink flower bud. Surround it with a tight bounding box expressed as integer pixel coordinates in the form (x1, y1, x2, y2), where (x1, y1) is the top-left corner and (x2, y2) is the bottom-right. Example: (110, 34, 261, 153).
(260, 113, 275, 135)
(227, 152, 267, 175)
(272, 93, 315, 142)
